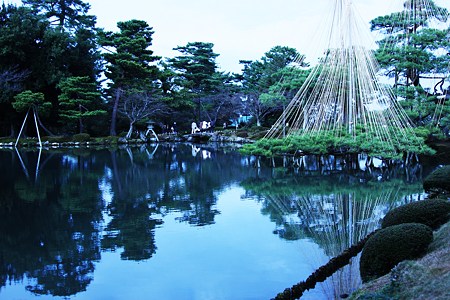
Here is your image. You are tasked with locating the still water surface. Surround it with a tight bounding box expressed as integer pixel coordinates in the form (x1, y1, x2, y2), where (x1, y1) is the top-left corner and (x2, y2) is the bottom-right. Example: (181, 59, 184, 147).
(0, 144, 430, 299)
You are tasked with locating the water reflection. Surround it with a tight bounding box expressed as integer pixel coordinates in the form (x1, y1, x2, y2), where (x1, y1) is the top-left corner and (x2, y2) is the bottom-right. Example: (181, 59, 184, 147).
(241, 160, 424, 298)
(0, 149, 102, 297)
(0, 144, 255, 298)
(0, 146, 430, 299)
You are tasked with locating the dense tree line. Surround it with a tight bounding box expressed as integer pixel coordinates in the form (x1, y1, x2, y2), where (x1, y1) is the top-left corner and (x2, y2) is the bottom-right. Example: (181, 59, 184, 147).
(0, 0, 304, 138)
(0, 0, 449, 138)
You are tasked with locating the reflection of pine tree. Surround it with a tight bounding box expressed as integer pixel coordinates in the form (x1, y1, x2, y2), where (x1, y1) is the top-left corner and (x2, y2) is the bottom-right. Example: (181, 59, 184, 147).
(242, 168, 424, 298)
(0, 150, 104, 297)
(102, 201, 160, 261)
(101, 144, 256, 261)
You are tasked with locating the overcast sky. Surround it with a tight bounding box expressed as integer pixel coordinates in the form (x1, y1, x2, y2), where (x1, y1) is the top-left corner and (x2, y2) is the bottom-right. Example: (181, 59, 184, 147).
(4, 0, 450, 73)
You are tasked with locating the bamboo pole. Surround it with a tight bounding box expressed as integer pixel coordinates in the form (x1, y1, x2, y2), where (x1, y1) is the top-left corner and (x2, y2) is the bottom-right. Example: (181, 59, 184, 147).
(33, 107, 42, 148)
(15, 108, 30, 147)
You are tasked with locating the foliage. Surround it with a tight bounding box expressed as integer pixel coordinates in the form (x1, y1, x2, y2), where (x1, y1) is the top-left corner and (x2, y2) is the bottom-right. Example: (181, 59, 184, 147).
(259, 65, 311, 106)
(72, 132, 90, 142)
(41, 135, 72, 143)
(99, 19, 160, 136)
(166, 41, 232, 124)
(350, 220, 450, 300)
(100, 20, 159, 89)
(360, 223, 433, 282)
(22, 0, 94, 29)
(12, 90, 51, 115)
(0, 67, 29, 103)
(1, 1, 449, 142)
(370, 1, 450, 137)
(0, 1, 101, 136)
(118, 89, 166, 138)
(381, 199, 450, 230)
(58, 76, 105, 133)
(92, 136, 118, 144)
(240, 126, 435, 159)
(423, 165, 450, 193)
(371, 4, 450, 87)
(238, 46, 307, 126)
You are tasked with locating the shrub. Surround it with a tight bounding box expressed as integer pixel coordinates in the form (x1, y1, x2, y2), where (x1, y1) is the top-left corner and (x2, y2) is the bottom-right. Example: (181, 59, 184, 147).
(72, 133, 91, 142)
(94, 136, 118, 144)
(423, 165, 450, 193)
(236, 131, 249, 138)
(381, 199, 450, 230)
(43, 135, 72, 143)
(360, 223, 433, 282)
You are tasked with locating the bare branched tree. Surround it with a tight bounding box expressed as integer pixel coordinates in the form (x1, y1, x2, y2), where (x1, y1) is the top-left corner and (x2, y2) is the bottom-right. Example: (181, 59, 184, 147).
(118, 90, 167, 138)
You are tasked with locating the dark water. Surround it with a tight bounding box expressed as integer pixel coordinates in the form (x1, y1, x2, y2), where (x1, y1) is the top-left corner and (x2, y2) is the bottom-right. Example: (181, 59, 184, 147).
(0, 144, 431, 300)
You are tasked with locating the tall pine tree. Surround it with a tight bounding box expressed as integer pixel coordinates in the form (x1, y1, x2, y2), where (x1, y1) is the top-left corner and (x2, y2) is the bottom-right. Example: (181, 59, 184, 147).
(99, 19, 160, 136)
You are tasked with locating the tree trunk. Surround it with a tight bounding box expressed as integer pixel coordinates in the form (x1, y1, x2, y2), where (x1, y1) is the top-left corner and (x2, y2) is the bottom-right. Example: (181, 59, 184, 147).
(110, 88, 121, 136)
(9, 124, 15, 138)
(79, 104, 84, 134)
(126, 121, 134, 139)
(256, 115, 261, 127)
(35, 114, 54, 136)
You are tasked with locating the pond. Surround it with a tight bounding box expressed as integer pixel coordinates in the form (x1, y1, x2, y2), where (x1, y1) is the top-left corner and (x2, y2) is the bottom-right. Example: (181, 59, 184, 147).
(0, 144, 438, 300)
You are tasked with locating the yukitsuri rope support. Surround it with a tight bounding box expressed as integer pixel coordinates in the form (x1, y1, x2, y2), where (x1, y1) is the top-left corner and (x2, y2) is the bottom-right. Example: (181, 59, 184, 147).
(265, 0, 446, 155)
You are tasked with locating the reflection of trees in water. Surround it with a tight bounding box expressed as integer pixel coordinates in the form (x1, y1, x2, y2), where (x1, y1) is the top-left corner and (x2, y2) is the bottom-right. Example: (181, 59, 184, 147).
(0, 143, 255, 296)
(241, 166, 424, 298)
(2, 146, 424, 298)
(99, 144, 255, 260)
(0, 150, 104, 297)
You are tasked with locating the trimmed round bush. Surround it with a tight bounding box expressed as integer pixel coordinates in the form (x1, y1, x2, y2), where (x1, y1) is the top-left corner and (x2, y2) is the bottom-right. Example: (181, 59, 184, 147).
(360, 223, 433, 282)
(423, 165, 450, 193)
(72, 133, 91, 142)
(381, 199, 450, 230)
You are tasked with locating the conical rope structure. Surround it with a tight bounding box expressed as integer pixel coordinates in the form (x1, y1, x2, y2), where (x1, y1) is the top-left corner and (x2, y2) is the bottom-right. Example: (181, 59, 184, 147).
(264, 0, 440, 156)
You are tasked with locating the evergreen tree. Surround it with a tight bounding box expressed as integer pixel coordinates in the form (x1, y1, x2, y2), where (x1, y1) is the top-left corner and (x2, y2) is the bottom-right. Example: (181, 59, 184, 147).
(371, 0, 450, 88)
(167, 42, 223, 122)
(0, 4, 48, 135)
(370, 0, 450, 133)
(238, 46, 306, 126)
(22, 0, 93, 30)
(58, 76, 105, 134)
(99, 19, 160, 136)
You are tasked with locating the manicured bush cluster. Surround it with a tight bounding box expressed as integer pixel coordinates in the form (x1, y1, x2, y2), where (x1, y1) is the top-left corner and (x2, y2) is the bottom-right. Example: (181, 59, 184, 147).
(94, 136, 119, 144)
(72, 133, 91, 142)
(240, 127, 434, 159)
(360, 223, 433, 282)
(423, 165, 450, 193)
(381, 199, 450, 230)
(43, 135, 72, 143)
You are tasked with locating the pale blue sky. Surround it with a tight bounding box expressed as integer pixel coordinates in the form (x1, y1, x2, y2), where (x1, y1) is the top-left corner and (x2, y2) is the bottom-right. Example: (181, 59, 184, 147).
(4, 0, 450, 72)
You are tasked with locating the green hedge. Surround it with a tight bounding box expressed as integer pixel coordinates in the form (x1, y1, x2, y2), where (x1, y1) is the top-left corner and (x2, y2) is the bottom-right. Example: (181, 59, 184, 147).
(42, 135, 72, 143)
(360, 223, 433, 282)
(423, 165, 450, 193)
(72, 133, 91, 142)
(381, 199, 450, 229)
